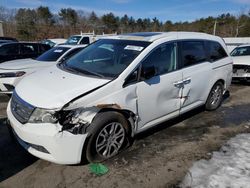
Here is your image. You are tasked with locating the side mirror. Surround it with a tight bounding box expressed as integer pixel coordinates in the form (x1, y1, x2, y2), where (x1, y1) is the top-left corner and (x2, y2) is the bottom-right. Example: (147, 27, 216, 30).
(141, 66, 156, 80)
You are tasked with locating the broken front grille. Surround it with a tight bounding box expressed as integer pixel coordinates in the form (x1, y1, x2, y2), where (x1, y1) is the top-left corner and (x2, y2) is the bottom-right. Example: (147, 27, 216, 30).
(11, 92, 35, 124)
(233, 64, 250, 71)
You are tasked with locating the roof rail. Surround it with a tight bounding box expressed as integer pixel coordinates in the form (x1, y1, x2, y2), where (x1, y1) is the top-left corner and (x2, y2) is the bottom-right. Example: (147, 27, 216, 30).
(80, 31, 95, 36)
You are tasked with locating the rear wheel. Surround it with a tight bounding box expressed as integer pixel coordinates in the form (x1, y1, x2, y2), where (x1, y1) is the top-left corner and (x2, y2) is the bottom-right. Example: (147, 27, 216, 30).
(205, 82, 224, 111)
(85, 111, 129, 162)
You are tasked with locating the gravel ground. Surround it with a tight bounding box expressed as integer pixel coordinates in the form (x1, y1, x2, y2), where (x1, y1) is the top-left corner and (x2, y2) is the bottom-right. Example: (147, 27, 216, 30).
(0, 82, 250, 188)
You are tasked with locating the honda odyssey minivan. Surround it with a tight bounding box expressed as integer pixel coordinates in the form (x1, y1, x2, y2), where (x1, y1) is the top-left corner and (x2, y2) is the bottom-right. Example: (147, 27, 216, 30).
(7, 32, 232, 164)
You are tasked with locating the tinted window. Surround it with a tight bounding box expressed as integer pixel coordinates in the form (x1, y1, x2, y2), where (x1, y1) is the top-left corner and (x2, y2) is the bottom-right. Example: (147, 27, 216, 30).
(0, 44, 19, 56)
(231, 46, 250, 56)
(80, 37, 90, 45)
(62, 39, 150, 78)
(141, 43, 177, 76)
(207, 41, 228, 61)
(39, 44, 51, 53)
(36, 47, 70, 61)
(181, 41, 207, 67)
(62, 48, 84, 60)
(20, 44, 37, 55)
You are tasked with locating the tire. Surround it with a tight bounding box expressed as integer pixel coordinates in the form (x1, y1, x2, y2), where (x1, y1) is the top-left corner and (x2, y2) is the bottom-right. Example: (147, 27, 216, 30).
(85, 111, 129, 163)
(205, 82, 224, 111)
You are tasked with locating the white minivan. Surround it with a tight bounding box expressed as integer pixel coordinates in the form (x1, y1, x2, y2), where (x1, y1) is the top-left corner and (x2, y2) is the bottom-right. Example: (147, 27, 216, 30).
(7, 32, 232, 164)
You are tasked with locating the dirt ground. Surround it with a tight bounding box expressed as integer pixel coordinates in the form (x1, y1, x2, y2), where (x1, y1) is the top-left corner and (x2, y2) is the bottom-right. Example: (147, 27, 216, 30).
(0, 82, 250, 188)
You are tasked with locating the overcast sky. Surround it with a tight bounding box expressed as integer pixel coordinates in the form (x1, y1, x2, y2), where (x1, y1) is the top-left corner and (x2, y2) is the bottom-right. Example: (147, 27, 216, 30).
(1, 0, 250, 22)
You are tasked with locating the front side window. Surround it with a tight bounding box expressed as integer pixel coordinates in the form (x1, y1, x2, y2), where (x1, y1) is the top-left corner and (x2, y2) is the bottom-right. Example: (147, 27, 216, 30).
(207, 41, 228, 62)
(36, 47, 70, 61)
(181, 41, 207, 67)
(61, 39, 150, 79)
(231, 46, 250, 57)
(141, 42, 177, 76)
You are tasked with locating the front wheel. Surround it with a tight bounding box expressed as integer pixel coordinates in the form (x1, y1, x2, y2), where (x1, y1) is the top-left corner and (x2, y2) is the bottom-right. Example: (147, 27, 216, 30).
(205, 82, 224, 111)
(85, 111, 129, 163)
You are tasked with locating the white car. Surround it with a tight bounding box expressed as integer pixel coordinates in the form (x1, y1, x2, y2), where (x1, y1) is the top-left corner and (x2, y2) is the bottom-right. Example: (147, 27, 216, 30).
(231, 44, 250, 81)
(65, 32, 117, 45)
(0, 45, 86, 94)
(41, 38, 67, 48)
(7, 32, 232, 164)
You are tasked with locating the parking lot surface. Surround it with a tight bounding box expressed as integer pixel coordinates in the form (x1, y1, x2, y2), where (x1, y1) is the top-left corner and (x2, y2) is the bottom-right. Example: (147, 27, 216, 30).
(0, 83, 250, 188)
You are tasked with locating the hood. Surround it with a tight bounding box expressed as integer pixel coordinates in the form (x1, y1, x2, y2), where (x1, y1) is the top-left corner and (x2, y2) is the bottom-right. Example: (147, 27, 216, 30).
(15, 65, 110, 109)
(232, 56, 250, 66)
(0, 59, 40, 70)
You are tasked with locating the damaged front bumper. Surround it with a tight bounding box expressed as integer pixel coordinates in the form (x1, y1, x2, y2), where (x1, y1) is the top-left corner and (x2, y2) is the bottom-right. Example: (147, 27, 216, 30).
(7, 104, 88, 165)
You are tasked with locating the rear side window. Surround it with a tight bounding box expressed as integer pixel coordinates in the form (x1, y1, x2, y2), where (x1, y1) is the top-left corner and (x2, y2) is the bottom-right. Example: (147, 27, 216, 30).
(20, 44, 37, 55)
(181, 41, 207, 67)
(0, 44, 19, 55)
(207, 41, 228, 62)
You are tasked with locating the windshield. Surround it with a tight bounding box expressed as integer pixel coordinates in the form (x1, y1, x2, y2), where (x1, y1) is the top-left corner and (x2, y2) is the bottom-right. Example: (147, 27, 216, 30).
(231, 46, 250, 56)
(36, 47, 70, 61)
(61, 39, 150, 78)
(65, 36, 82, 45)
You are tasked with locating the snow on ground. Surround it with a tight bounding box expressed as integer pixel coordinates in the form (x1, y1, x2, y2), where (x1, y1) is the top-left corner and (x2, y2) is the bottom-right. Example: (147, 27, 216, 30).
(181, 134, 250, 188)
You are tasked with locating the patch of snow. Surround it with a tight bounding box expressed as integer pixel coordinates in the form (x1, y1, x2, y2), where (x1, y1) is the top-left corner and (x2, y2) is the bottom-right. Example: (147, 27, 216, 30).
(181, 134, 250, 188)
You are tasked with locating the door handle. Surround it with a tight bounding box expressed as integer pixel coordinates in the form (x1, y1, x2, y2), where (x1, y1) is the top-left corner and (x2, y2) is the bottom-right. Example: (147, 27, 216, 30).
(183, 78, 191, 85)
(173, 81, 184, 88)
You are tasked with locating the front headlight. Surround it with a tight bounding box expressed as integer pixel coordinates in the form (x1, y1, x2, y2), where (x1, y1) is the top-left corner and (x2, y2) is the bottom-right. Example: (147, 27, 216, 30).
(29, 108, 58, 124)
(0, 71, 26, 78)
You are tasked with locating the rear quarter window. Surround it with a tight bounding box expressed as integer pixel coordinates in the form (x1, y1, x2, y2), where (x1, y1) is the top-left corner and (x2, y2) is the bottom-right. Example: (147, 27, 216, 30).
(206, 41, 228, 62)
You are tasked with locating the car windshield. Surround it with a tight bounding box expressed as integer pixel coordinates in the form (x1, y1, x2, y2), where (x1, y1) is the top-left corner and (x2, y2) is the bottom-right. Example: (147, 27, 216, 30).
(65, 36, 82, 45)
(61, 39, 150, 79)
(231, 46, 250, 56)
(36, 47, 70, 61)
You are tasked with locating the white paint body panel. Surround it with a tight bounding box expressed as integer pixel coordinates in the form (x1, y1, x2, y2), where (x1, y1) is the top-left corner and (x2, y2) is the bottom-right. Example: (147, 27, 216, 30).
(7, 32, 233, 164)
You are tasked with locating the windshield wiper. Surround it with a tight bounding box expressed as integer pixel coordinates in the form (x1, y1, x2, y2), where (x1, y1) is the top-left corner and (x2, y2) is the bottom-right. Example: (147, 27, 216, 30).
(77, 68, 105, 78)
(61, 63, 105, 78)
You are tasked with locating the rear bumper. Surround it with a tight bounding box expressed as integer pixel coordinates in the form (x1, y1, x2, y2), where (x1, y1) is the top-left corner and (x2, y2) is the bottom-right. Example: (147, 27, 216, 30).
(7, 103, 88, 164)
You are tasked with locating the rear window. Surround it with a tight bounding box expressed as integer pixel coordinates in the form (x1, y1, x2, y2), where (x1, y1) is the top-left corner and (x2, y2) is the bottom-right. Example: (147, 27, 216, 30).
(36, 47, 70, 61)
(207, 41, 228, 61)
(231, 46, 250, 56)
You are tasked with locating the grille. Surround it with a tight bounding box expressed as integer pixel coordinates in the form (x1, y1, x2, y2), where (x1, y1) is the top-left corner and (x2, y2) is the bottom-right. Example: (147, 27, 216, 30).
(11, 92, 35, 124)
(233, 65, 250, 73)
(233, 64, 250, 69)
